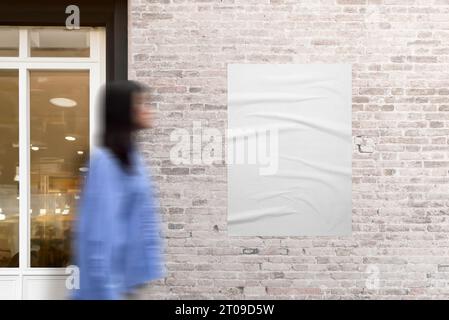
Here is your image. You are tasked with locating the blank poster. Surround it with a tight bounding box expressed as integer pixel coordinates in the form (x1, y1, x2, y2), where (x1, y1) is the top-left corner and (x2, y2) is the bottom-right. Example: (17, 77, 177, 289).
(227, 64, 352, 236)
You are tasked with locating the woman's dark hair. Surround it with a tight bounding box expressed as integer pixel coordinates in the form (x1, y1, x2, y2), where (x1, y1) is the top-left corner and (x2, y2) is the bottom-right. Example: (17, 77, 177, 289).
(101, 80, 146, 173)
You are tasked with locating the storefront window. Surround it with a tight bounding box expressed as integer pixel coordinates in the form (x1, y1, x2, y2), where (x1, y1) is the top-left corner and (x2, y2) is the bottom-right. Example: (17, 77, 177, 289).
(30, 70, 89, 267)
(0, 69, 19, 267)
(30, 28, 90, 58)
(0, 27, 19, 57)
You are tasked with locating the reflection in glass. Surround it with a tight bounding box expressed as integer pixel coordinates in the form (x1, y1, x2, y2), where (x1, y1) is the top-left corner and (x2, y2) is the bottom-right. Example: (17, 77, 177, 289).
(0, 70, 19, 267)
(0, 27, 19, 57)
(30, 70, 89, 267)
(30, 28, 90, 58)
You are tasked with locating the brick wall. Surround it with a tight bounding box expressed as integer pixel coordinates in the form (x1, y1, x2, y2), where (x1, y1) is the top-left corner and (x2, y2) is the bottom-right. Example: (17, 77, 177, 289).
(129, 0, 449, 299)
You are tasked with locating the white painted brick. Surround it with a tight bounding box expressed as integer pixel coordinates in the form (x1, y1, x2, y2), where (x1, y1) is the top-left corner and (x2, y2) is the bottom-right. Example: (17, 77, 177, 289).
(129, 0, 449, 299)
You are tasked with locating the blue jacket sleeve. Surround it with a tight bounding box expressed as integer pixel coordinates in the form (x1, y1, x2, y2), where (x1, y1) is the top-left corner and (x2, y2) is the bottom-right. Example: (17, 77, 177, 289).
(75, 150, 123, 300)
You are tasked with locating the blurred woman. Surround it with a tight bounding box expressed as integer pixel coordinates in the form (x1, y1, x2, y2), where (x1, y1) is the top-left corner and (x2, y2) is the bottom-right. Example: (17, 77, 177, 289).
(72, 80, 166, 299)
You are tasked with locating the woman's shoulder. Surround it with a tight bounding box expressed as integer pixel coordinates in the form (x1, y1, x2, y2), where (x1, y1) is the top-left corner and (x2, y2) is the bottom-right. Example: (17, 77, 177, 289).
(90, 146, 111, 161)
(89, 146, 120, 169)
(89, 146, 148, 176)
(91, 146, 111, 157)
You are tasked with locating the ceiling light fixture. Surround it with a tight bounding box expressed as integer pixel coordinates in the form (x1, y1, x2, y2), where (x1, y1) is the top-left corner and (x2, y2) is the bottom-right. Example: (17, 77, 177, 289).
(65, 136, 76, 141)
(77, 150, 84, 155)
(50, 97, 77, 108)
(31, 146, 39, 151)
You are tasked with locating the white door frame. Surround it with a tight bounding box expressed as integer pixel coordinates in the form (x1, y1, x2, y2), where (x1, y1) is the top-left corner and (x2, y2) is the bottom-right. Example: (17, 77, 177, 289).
(0, 26, 105, 299)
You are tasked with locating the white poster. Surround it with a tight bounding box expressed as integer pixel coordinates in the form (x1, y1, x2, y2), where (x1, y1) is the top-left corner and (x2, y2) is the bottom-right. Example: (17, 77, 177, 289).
(227, 64, 352, 236)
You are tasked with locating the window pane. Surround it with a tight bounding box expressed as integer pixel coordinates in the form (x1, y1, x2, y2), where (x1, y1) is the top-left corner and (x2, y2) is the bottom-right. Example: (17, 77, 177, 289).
(30, 28, 90, 58)
(0, 70, 19, 267)
(30, 70, 89, 267)
(0, 27, 19, 57)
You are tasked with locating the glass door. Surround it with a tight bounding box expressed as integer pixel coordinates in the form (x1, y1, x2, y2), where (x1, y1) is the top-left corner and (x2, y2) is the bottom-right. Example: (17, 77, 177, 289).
(0, 69, 19, 269)
(0, 26, 105, 299)
(29, 70, 90, 268)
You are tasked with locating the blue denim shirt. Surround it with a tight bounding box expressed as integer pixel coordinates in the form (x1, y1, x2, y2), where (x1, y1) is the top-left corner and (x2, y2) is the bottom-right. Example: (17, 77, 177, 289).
(71, 146, 166, 299)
